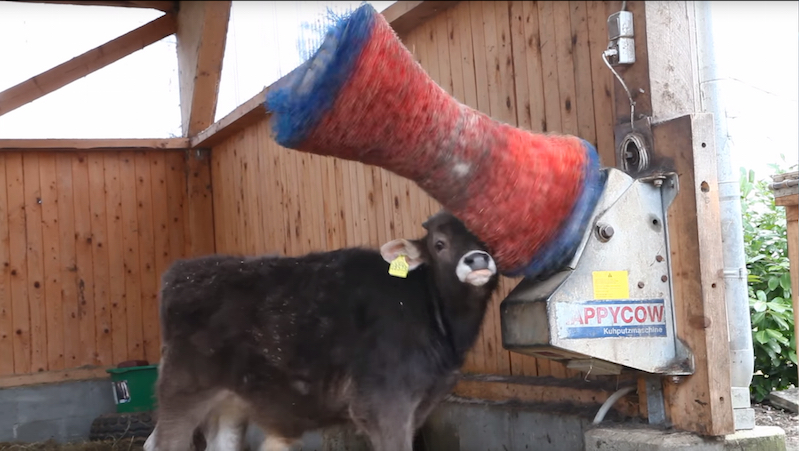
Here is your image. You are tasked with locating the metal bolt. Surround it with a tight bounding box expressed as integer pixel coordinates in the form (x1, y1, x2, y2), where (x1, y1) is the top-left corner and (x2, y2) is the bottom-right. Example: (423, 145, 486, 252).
(637, 281, 645, 289)
(653, 179, 663, 187)
(661, 275, 668, 282)
(655, 255, 664, 262)
(597, 224, 614, 241)
(670, 376, 682, 384)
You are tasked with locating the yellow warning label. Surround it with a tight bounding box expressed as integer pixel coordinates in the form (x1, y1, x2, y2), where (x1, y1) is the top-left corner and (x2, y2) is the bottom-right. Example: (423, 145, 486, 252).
(592, 271, 630, 300)
(388, 255, 409, 278)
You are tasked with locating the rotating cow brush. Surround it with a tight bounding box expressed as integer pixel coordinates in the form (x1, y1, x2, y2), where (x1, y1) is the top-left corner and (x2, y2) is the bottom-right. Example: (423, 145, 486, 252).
(266, 4, 606, 280)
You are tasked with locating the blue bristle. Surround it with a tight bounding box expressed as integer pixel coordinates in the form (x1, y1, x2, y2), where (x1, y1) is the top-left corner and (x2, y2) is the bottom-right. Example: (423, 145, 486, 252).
(266, 3, 377, 149)
(507, 140, 607, 280)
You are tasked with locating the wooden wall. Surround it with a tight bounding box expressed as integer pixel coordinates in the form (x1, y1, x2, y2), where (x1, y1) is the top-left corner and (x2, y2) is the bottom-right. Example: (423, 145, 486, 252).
(210, 1, 618, 379)
(0, 150, 193, 380)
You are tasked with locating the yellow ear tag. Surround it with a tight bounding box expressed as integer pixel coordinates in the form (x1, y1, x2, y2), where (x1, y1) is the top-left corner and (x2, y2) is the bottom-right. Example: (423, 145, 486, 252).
(389, 254, 410, 278)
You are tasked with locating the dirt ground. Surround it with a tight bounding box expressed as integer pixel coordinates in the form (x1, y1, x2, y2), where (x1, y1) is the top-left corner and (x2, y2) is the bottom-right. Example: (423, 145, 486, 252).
(755, 400, 799, 450)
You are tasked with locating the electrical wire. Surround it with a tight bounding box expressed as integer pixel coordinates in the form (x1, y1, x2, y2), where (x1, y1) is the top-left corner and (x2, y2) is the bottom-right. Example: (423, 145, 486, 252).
(602, 49, 636, 131)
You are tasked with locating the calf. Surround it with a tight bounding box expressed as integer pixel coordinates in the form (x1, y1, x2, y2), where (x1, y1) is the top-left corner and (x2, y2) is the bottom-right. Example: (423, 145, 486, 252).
(145, 210, 499, 451)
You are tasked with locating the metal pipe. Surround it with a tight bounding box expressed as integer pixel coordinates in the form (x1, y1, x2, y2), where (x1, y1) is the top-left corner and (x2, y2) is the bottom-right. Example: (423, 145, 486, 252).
(592, 386, 636, 424)
(693, 1, 755, 428)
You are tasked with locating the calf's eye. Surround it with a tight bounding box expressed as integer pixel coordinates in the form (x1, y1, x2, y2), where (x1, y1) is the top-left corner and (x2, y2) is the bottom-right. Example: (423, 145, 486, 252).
(435, 240, 446, 251)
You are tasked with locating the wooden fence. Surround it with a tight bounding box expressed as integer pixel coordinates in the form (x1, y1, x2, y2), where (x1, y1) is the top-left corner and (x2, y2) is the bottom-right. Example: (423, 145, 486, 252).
(0, 150, 193, 382)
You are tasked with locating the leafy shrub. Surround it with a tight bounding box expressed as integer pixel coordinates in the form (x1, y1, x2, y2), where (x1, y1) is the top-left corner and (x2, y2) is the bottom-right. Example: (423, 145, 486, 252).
(742, 158, 796, 402)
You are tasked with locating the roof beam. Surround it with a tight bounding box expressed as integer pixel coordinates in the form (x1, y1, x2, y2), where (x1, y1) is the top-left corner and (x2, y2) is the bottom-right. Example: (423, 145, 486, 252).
(7, 1, 178, 12)
(175, 1, 232, 137)
(0, 13, 176, 117)
(381, 1, 458, 37)
(0, 138, 189, 151)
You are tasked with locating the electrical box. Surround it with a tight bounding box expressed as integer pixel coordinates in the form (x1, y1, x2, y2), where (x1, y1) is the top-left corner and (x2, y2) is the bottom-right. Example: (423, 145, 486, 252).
(607, 11, 635, 65)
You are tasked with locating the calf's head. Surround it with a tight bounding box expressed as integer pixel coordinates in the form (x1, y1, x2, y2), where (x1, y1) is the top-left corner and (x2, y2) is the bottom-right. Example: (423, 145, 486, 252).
(380, 211, 498, 291)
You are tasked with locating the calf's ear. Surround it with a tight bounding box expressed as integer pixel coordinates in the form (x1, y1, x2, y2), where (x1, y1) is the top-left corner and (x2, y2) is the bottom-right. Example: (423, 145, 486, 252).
(380, 239, 426, 270)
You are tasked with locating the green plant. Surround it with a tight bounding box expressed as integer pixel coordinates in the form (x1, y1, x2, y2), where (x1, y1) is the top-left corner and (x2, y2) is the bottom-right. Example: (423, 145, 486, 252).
(742, 158, 796, 402)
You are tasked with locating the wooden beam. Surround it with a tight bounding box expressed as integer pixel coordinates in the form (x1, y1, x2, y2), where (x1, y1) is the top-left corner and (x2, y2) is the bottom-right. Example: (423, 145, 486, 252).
(0, 365, 112, 388)
(176, 1, 232, 136)
(382, 1, 458, 37)
(190, 88, 267, 149)
(453, 375, 640, 419)
(0, 13, 176, 117)
(652, 114, 733, 436)
(0, 138, 189, 151)
(8, 0, 177, 11)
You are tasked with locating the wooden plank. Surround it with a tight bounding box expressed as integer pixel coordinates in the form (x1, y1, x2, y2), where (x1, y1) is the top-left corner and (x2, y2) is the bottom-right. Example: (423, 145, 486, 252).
(654, 114, 733, 436)
(103, 154, 128, 364)
(519, 1, 547, 133)
(0, 14, 176, 117)
(185, 153, 215, 257)
(9, 1, 177, 12)
(776, 193, 799, 207)
(38, 155, 64, 371)
(0, 139, 189, 151)
(383, 1, 459, 37)
(586, 0, 617, 165)
(6, 154, 31, 374)
(72, 154, 97, 366)
(150, 154, 172, 310)
(87, 153, 113, 367)
(22, 153, 48, 373)
(55, 154, 79, 368)
(569, 1, 598, 146)
(0, 365, 112, 389)
(119, 152, 144, 360)
(176, 1, 232, 136)
(133, 152, 159, 363)
(453, 376, 640, 418)
(0, 154, 12, 376)
(552, 1, 578, 135)
(536, 2, 562, 135)
(165, 152, 188, 263)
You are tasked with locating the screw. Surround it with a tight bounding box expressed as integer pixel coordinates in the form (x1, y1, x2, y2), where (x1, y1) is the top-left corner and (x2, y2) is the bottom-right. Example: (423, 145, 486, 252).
(661, 275, 668, 282)
(654, 179, 663, 187)
(655, 255, 664, 262)
(637, 281, 645, 289)
(597, 224, 614, 241)
(670, 376, 682, 384)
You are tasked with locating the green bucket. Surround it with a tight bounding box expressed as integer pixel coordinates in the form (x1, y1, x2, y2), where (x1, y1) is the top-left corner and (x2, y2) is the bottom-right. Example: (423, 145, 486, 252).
(107, 364, 158, 413)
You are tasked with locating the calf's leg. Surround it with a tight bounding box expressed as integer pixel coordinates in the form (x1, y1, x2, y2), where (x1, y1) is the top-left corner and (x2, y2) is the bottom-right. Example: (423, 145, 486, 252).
(203, 393, 250, 451)
(349, 398, 416, 451)
(145, 390, 224, 451)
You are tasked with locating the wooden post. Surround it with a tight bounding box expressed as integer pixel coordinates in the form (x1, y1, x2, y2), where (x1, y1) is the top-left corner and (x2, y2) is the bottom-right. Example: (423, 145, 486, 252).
(769, 173, 799, 379)
(175, 0, 232, 256)
(606, 1, 735, 435)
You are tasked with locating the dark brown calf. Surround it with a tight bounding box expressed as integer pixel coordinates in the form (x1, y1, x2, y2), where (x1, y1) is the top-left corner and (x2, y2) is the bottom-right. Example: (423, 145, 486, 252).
(145, 211, 499, 451)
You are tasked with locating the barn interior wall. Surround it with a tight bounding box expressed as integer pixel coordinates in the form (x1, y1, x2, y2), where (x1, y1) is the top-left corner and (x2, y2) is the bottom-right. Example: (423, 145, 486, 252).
(0, 150, 194, 381)
(209, 0, 619, 380)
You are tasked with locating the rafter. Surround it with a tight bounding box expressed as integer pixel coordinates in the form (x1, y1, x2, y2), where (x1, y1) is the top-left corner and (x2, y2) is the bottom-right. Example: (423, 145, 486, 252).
(0, 13, 176, 117)
(7, 1, 178, 12)
(176, 1, 232, 136)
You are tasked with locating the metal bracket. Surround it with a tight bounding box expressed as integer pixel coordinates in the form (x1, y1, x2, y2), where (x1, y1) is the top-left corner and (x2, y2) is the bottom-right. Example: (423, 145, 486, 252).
(189, 148, 211, 161)
(645, 376, 667, 425)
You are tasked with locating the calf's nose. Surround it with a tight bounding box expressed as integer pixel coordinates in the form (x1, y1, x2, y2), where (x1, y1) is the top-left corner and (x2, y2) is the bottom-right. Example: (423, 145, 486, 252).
(464, 251, 491, 271)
